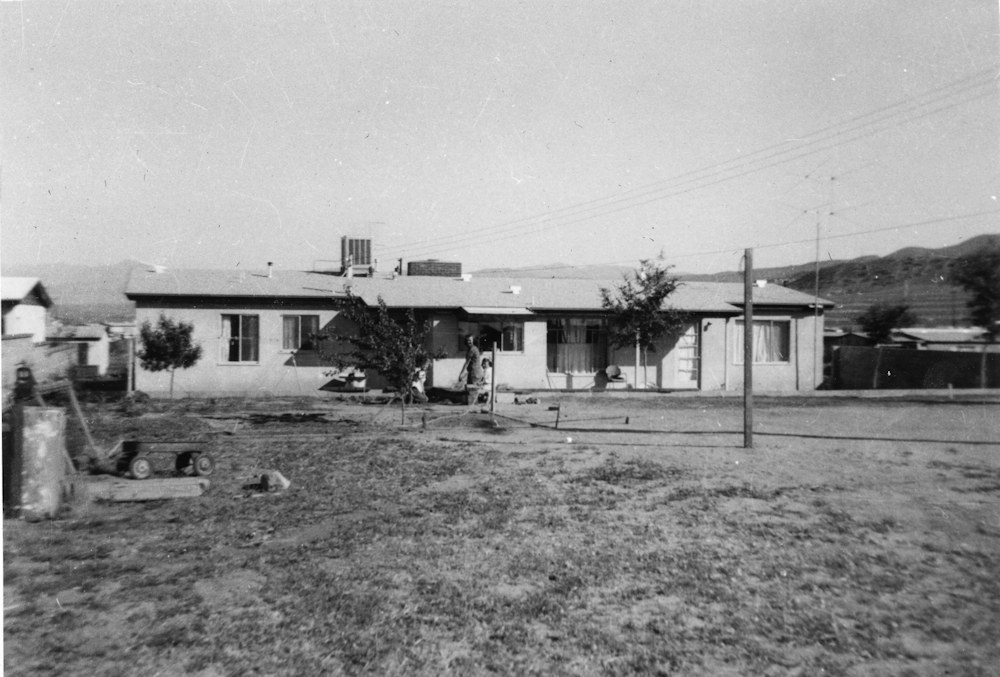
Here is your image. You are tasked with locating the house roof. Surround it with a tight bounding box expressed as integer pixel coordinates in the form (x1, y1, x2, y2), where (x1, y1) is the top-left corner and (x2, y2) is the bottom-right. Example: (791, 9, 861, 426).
(893, 328, 989, 343)
(824, 330, 872, 340)
(1, 277, 53, 307)
(125, 267, 833, 313)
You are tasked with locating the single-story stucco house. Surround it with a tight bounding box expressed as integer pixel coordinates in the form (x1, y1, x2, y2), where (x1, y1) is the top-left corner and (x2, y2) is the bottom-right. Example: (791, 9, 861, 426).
(124, 266, 833, 398)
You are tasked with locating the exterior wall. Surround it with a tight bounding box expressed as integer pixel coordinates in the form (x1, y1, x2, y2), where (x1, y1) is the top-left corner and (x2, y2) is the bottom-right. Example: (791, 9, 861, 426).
(133, 300, 351, 397)
(700, 317, 729, 390)
(427, 317, 549, 391)
(129, 300, 825, 396)
(605, 319, 720, 391)
(722, 309, 822, 392)
(497, 321, 549, 389)
(2, 303, 48, 343)
(427, 314, 466, 388)
(798, 310, 824, 391)
(607, 344, 644, 390)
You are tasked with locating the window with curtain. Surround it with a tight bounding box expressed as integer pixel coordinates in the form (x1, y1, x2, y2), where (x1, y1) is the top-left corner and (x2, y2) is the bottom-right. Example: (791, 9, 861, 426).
(547, 318, 608, 373)
(734, 319, 790, 364)
(220, 314, 259, 362)
(282, 315, 319, 350)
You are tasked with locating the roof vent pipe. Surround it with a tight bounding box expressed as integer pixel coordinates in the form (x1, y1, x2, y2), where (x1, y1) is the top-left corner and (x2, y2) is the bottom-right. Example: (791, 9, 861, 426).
(267, 262, 274, 278)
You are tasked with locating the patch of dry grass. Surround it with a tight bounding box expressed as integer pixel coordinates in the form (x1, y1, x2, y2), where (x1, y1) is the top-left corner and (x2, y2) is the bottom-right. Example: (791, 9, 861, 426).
(4, 401, 1000, 676)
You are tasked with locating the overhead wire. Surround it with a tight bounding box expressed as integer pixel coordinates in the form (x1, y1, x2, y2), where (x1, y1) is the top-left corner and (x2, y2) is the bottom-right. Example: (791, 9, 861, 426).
(467, 208, 1000, 277)
(390, 83, 994, 261)
(376, 68, 997, 261)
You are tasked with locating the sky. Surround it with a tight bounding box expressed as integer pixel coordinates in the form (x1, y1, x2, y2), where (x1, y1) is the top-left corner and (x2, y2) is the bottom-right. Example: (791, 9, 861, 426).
(2, 1, 998, 276)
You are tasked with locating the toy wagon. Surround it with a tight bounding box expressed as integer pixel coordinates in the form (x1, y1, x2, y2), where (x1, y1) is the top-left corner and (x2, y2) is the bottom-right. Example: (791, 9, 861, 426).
(117, 441, 215, 480)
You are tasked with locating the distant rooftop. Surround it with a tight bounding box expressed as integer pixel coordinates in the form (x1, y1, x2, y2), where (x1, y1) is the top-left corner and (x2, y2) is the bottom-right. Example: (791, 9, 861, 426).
(1, 277, 53, 306)
(893, 328, 990, 343)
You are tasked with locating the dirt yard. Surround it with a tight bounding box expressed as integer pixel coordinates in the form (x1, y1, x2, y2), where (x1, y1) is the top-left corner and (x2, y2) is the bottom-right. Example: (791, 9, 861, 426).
(4, 394, 999, 676)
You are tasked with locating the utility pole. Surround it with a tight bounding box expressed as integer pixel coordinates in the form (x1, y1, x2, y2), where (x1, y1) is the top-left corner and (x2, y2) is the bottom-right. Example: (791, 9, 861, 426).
(744, 248, 753, 449)
(813, 209, 821, 387)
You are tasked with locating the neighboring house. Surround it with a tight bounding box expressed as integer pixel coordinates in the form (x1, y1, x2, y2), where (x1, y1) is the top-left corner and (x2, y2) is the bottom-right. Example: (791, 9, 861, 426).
(46, 324, 112, 377)
(2, 277, 77, 397)
(890, 328, 1000, 353)
(2, 277, 53, 343)
(125, 266, 833, 397)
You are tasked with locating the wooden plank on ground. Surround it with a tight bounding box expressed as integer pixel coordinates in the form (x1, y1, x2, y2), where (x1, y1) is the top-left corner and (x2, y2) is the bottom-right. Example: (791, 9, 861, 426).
(82, 477, 210, 502)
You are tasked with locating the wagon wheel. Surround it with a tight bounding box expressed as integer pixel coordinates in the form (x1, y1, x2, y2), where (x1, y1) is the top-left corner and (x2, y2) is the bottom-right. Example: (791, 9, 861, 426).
(129, 456, 153, 480)
(192, 454, 215, 477)
(175, 451, 195, 476)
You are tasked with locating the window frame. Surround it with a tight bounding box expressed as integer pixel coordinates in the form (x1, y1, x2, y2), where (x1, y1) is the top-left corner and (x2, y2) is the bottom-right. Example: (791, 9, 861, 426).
(281, 314, 320, 352)
(220, 313, 260, 364)
(458, 319, 525, 354)
(733, 318, 792, 365)
(546, 317, 608, 373)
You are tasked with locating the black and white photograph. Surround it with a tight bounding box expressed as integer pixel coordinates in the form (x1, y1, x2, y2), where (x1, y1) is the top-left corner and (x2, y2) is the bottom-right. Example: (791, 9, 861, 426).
(2, 2, 998, 675)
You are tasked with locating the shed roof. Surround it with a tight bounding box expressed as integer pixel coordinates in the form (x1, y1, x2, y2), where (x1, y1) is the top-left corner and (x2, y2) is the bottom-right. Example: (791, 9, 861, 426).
(125, 267, 833, 313)
(893, 328, 990, 343)
(1, 277, 53, 307)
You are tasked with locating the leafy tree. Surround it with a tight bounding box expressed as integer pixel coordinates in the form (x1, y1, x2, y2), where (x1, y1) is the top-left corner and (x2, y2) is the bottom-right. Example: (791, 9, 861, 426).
(137, 314, 203, 399)
(316, 293, 445, 420)
(952, 245, 1000, 340)
(855, 303, 918, 344)
(951, 244, 1000, 388)
(600, 257, 686, 389)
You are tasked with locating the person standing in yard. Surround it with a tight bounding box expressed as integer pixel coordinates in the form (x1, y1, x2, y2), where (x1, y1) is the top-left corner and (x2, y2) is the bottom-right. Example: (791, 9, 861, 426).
(410, 360, 429, 404)
(478, 357, 493, 404)
(459, 335, 484, 405)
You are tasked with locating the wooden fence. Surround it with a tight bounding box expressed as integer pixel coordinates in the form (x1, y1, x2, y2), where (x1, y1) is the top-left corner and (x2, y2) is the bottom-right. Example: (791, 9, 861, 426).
(832, 345, 1000, 389)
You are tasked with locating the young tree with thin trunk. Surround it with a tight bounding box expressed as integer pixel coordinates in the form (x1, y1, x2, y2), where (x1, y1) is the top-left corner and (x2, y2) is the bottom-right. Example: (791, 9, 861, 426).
(600, 257, 686, 389)
(137, 314, 203, 399)
(315, 293, 445, 421)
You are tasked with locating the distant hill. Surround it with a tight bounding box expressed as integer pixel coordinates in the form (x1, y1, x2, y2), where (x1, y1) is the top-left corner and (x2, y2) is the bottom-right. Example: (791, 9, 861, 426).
(782, 233, 1000, 329)
(474, 234, 1000, 329)
(5, 234, 998, 328)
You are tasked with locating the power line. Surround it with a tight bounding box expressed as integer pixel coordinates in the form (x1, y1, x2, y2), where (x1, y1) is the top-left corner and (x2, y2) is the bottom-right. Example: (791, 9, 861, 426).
(471, 208, 1000, 275)
(378, 69, 997, 261)
(388, 70, 993, 257)
(395, 84, 994, 262)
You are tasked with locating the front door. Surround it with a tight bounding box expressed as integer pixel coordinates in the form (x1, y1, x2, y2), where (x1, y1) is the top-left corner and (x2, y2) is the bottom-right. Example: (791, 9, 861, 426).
(674, 324, 700, 389)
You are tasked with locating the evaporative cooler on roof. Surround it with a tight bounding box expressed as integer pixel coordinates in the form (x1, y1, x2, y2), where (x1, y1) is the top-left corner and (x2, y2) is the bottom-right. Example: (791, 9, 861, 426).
(341, 237, 372, 268)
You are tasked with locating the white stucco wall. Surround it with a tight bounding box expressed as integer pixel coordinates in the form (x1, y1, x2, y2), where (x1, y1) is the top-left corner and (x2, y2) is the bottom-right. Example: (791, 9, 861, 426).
(427, 317, 549, 391)
(722, 310, 822, 392)
(3, 304, 48, 343)
(133, 302, 350, 397)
